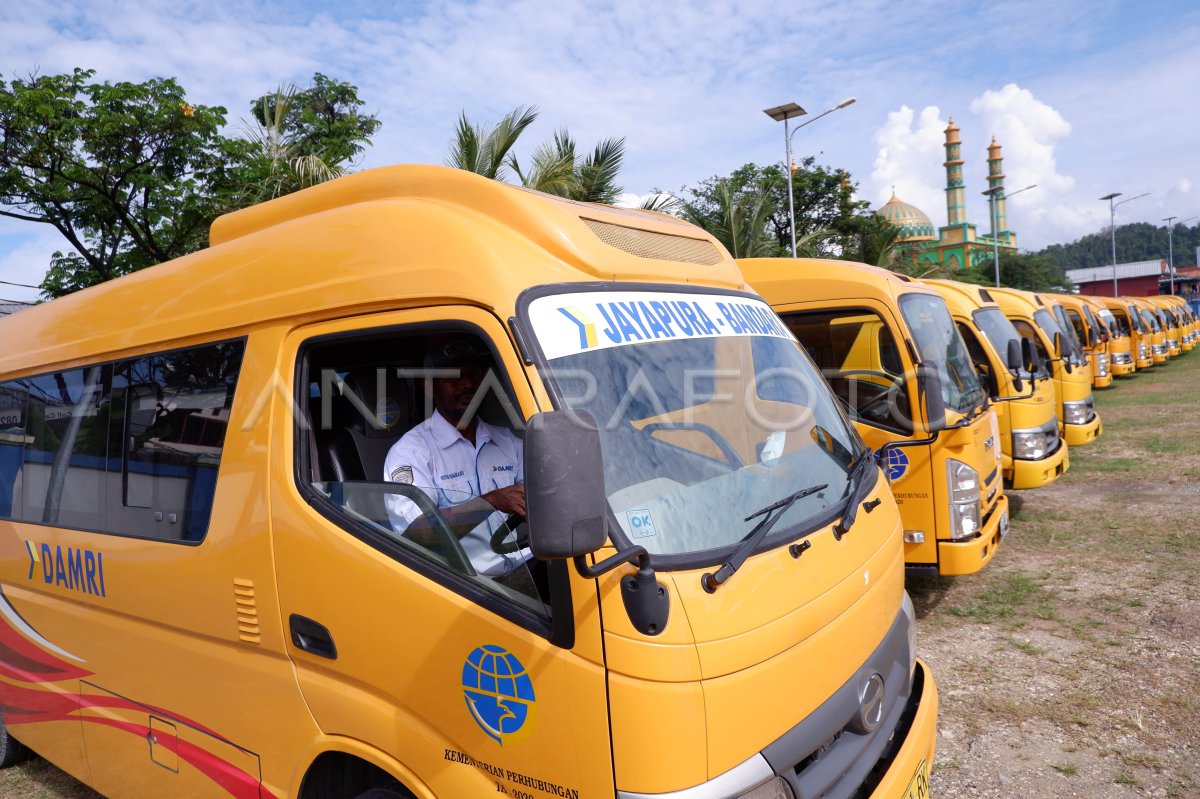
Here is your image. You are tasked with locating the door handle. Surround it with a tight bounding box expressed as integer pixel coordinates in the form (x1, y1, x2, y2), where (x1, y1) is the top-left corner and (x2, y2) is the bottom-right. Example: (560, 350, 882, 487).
(289, 615, 337, 659)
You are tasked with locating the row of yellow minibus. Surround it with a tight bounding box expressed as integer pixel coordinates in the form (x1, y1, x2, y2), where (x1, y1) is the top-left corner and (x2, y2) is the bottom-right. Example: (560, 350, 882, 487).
(0, 165, 1191, 799)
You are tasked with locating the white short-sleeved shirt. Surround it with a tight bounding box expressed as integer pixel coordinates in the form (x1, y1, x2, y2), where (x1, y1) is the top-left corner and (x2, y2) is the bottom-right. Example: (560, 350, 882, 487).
(383, 410, 528, 576)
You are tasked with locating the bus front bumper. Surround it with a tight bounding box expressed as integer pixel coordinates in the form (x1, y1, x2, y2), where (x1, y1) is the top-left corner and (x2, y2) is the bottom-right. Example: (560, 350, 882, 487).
(867, 659, 938, 799)
(934, 493, 1009, 577)
(1064, 414, 1102, 447)
(1009, 440, 1069, 490)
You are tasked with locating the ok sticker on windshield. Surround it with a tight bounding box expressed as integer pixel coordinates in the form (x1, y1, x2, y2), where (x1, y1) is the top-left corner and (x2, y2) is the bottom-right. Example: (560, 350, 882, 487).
(626, 509, 658, 538)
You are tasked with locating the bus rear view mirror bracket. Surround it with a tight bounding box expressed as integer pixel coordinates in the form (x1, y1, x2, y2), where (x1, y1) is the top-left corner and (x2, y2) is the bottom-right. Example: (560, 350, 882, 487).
(525, 410, 669, 637)
(1053, 332, 1073, 374)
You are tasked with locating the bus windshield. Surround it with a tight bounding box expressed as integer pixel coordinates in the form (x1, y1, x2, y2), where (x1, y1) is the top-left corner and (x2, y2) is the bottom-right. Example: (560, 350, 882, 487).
(1127, 305, 1148, 333)
(1035, 308, 1086, 366)
(1099, 308, 1129, 336)
(972, 307, 1046, 379)
(898, 293, 987, 415)
(523, 288, 865, 566)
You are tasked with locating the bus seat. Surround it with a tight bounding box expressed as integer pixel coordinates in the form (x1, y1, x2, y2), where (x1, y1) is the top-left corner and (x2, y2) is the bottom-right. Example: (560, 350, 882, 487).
(327, 369, 412, 483)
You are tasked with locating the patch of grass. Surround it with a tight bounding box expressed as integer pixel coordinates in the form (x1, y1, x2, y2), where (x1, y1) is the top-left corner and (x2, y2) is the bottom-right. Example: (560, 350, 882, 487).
(1114, 771, 1140, 787)
(948, 571, 1058, 623)
(1050, 762, 1078, 776)
(1078, 457, 1139, 473)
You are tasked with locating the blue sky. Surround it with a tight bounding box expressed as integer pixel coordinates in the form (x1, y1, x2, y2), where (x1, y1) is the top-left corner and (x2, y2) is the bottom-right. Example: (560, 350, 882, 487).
(2, 0, 1198, 301)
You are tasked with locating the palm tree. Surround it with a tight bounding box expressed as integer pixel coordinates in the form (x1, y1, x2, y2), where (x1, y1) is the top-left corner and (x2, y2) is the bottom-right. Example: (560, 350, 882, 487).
(448, 108, 625, 203)
(445, 105, 539, 182)
(681, 179, 776, 258)
(235, 86, 345, 204)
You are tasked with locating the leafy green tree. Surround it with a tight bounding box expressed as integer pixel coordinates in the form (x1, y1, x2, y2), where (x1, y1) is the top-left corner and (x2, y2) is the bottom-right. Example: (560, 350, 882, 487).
(962, 251, 1068, 291)
(840, 213, 902, 268)
(230, 74, 381, 204)
(0, 69, 381, 298)
(681, 161, 869, 258)
(0, 69, 231, 296)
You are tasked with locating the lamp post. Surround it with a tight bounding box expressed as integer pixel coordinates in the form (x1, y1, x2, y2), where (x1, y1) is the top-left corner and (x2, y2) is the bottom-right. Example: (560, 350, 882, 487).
(764, 97, 856, 257)
(1163, 215, 1198, 295)
(982, 184, 1036, 286)
(1100, 192, 1150, 296)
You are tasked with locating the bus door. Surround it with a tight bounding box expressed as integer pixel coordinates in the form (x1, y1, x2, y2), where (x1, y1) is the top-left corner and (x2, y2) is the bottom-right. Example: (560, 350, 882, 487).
(777, 304, 937, 561)
(271, 306, 612, 799)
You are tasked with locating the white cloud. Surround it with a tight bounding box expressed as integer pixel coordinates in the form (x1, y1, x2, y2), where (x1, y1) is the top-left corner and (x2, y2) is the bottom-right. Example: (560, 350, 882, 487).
(969, 84, 1074, 196)
(869, 105, 949, 225)
(0, 223, 61, 303)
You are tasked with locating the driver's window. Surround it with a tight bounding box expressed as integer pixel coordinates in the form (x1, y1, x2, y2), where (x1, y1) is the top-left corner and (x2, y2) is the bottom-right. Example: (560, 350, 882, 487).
(296, 328, 548, 618)
(1011, 320, 1051, 365)
(782, 310, 914, 434)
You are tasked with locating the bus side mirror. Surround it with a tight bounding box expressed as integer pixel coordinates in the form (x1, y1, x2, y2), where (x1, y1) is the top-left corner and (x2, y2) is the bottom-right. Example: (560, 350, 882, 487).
(918, 364, 946, 434)
(524, 410, 608, 560)
(1006, 339, 1023, 371)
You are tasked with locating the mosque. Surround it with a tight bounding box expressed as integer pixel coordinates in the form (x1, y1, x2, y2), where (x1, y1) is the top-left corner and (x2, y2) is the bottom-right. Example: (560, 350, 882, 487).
(876, 118, 1017, 272)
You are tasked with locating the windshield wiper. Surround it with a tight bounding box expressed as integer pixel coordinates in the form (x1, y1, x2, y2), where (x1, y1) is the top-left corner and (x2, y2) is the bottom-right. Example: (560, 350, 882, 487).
(833, 452, 880, 539)
(701, 483, 828, 593)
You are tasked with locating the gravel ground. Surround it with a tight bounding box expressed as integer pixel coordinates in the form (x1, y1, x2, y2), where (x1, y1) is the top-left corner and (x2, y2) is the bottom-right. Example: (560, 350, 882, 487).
(915, 351, 1200, 799)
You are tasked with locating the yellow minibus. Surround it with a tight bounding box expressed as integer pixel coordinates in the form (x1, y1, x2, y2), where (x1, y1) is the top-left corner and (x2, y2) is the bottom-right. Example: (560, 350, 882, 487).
(1153, 296, 1195, 351)
(0, 166, 936, 799)
(1129, 298, 1169, 364)
(741, 258, 1009, 578)
(924, 281, 1067, 490)
(1039, 294, 1112, 388)
(1094, 297, 1139, 376)
(989, 288, 1102, 447)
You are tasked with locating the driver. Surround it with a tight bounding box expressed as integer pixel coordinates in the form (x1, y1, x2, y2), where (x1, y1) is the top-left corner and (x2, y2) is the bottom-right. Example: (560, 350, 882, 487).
(382, 337, 531, 576)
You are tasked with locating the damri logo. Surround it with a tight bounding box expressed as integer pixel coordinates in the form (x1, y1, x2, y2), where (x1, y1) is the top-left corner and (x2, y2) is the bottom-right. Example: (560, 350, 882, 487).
(557, 307, 597, 350)
(462, 645, 535, 745)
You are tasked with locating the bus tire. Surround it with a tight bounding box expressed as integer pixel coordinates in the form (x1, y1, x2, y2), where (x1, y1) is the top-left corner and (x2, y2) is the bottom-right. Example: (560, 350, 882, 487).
(354, 789, 413, 799)
(0, 713, 30, 768)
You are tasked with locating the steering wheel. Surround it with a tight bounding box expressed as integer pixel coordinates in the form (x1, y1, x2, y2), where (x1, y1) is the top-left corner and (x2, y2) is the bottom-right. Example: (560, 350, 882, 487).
(640, 421, 745, 468)
(389, 484, 476, 577)
(490, 514, 530, 555)
(835, 369, 905, 417)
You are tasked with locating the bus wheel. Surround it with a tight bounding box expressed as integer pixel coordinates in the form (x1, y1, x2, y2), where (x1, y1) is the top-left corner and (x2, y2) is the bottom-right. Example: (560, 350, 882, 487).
(0, 712, 30, 768)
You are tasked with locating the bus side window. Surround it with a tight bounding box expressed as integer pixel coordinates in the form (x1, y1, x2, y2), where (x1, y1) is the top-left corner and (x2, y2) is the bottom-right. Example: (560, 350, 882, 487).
(782, 310, 913, 435)
(0, 340, 243, 541)
(297, 327, 550, 621)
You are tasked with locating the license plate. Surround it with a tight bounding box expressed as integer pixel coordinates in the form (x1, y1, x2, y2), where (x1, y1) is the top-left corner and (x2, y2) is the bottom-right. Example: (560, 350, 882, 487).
(999, 510, 1010, 539)
(902, 758, 931, 799)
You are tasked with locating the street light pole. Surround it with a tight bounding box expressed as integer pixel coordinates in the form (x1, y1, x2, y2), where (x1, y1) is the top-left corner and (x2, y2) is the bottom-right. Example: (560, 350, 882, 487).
(1100, 192, 1150, 296)
(1163, 216, 1198, 295)
(982, 184, 1035, 286)
(765, 98, 856, 257)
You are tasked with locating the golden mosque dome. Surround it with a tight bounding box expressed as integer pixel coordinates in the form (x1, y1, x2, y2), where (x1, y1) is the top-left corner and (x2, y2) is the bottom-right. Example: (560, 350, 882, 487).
(877, 193, 936, 242)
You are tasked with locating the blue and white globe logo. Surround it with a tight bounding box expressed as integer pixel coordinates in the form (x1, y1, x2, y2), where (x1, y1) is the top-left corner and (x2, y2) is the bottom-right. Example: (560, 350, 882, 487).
(462, 645, 535, 745)
(885, 448, 909, 481)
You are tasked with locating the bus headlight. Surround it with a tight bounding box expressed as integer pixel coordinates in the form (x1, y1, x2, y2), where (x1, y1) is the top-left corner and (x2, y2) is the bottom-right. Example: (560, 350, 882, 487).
(1096, 354, 1109, 376)
(1063, 400, 1090, 426)
(1012, 429, 1046, 460)
(947, 459, 980, 540)
(736, 777, 792, 799)
(1138, 342, 1148, 359)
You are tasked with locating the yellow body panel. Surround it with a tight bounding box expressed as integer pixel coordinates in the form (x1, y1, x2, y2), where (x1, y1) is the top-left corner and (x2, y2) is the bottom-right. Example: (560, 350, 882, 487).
(742, 259, 1005, 576)
(922, 280, 1067, 491)
(989, 287, 1102, 448)
(0, 166, 935, 798)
